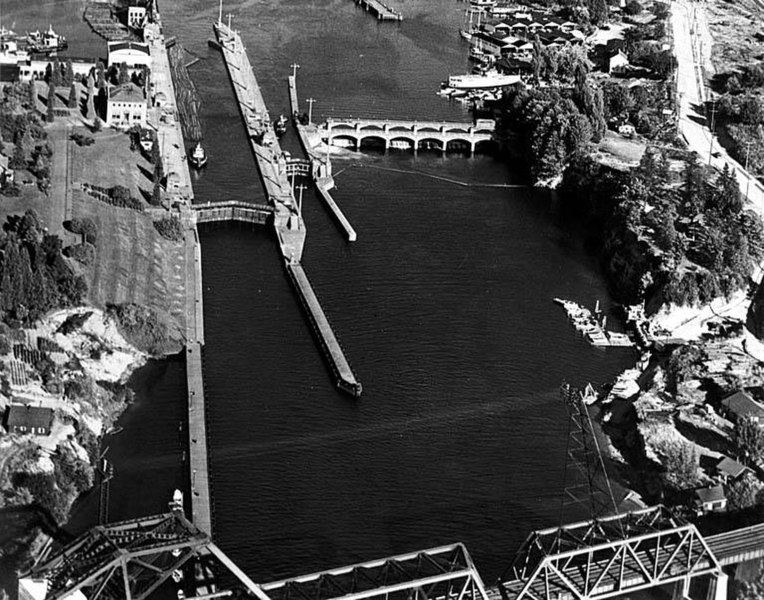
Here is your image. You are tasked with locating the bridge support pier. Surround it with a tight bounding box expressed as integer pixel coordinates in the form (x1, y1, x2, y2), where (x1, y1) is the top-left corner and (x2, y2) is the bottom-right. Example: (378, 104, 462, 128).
(708, 572, 728, 600)
(672, 576, 692, 600)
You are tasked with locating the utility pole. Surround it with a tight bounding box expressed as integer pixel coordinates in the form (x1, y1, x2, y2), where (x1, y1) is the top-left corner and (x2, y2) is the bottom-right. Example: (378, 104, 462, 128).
(306, 97, 315, 125)
(218, 0, 223, 24)
(745, 139, 753, 200)
(291, 63, 300, 79)
(708, 99, 716, 165)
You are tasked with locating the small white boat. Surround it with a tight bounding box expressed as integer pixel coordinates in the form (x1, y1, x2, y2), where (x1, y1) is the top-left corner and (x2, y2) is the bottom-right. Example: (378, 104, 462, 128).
(172, 569, 184, 583)
(169, 489, 184, 512)
(189, 142, 208, 169)
(274, 114, 288, 137)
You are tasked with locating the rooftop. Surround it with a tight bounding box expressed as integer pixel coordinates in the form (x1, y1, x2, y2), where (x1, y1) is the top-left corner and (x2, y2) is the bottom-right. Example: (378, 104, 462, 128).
(107, 41, 150, 56)
(109, 82, 145, 104)
(695, 485, 726, 504)
(716, 456, 749, 479)
(6, 404, 54, 430)
(722, 390, 764, 420)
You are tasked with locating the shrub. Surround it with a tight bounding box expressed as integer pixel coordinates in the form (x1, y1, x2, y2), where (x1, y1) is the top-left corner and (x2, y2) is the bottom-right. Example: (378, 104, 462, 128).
(63, 242, 95, 266)
(106, 303, 184, 355)
(67, 217, 97, 245)
(70, 132, 94, 146)
(153, 216, 184, 241)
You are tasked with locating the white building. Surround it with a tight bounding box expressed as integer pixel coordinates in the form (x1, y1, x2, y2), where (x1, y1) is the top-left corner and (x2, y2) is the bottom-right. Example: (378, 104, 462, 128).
(107, 41, 151, 74)
(127, 6, 147, 30)
(106, 82, 147, 128)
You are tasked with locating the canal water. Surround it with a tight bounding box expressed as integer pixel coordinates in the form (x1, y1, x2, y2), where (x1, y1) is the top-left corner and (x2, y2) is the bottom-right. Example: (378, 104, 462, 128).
(6, 0, 635, 586)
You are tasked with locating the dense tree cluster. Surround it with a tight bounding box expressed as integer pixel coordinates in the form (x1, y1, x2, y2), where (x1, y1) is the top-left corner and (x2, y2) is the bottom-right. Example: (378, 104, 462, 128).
(563, 152, 764, 308)
(601, 80, 673, 138)
(0, 210, 87, 324)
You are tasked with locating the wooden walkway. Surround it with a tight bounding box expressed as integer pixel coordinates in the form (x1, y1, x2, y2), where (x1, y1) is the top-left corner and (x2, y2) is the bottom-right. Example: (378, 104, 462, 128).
(288, 75, 357, 242)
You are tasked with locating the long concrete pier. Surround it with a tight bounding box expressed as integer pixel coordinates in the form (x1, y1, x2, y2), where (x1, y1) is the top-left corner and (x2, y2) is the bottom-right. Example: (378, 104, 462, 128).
(145, 6, 212, 534)
(215, 20, 362, 397)
(288, 75, 357, 242)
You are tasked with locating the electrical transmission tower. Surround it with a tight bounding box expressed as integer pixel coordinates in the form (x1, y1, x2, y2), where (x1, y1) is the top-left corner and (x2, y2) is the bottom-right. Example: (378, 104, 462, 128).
(558, 382, 622, 534)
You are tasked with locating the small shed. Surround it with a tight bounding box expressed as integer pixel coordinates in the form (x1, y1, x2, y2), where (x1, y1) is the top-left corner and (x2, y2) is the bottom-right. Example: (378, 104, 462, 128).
(5, 404, 54, 436)
(694, 485, 727, 514)
(608, 50, 630, 74)
(715, 456, 750, 483)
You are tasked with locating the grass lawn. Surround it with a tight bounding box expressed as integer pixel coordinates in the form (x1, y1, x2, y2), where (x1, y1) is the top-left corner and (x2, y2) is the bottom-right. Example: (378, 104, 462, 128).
(69, 129, 186, 332)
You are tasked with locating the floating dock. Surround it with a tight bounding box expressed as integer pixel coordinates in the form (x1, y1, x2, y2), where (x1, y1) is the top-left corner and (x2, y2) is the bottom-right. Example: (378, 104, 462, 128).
(288, 74, 357, 242)
(355, 0, 403, 21)
(214, 20, 362, 397)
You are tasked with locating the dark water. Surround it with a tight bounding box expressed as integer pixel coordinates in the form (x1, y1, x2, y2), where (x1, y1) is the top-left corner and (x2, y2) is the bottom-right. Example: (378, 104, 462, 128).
(12, 0, 635, 586)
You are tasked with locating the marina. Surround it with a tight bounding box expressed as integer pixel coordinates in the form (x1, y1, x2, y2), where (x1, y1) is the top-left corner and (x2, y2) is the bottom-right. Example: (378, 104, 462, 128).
(213, 17, 362, 396)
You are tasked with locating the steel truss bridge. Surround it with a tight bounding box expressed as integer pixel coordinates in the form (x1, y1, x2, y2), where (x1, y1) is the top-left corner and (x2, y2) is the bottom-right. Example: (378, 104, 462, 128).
(21, 506, 762, 600)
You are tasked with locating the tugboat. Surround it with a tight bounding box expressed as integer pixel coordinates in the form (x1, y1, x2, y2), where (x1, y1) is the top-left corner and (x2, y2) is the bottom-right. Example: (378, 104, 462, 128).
(26, 25, 67, 54)
(274, 114, 288, 137)
(189, 142, 208, 169)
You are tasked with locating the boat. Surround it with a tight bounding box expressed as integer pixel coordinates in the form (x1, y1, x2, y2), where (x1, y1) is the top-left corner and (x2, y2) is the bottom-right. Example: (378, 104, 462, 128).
(446, 71, 521, 90)
(189, 142, 208, 169)
(274, 114, 288, 137)
(26, 25, 67, 53)
(553, 298, 635, 348)
(604, 369, 641, 403)
(172, 570, 184, 583)
(459, 29, 474, 41)
(169, 489, 184, 512)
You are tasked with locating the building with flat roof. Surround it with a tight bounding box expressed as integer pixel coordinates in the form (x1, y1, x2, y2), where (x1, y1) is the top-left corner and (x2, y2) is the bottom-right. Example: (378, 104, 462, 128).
(106, 82, 146, 128)
(4, 404, 54, 436)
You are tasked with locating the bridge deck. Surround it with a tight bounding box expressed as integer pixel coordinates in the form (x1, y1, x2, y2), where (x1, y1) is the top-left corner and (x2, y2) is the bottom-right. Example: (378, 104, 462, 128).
(288, 75, 357, 242)
(324, 117, 494, 132)
(215, 21, 305, 261)
(707, 523, 764, 565)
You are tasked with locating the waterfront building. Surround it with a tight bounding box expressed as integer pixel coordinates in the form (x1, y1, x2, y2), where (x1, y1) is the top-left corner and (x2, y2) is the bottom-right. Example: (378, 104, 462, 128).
(107, 41, 151, 74)
(128, 5, 148, 30)
(4, 404, 54, 436)
(106, 82, 147, 128)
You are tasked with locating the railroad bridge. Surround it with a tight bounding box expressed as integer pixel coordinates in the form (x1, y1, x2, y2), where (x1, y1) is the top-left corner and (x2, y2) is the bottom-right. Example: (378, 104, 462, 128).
(19, 506, 764, 600)
(320, 118, 496, 154)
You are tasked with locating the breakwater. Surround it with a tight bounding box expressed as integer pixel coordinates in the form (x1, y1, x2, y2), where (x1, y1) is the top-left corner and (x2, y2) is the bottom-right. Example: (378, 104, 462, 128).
(287, 74, 357, 242)
(213, 19, 362, 397)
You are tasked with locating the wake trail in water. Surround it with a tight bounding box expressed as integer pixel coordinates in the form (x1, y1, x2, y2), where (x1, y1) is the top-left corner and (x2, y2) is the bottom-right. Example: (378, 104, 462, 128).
(337, 163, 528, 189)
(209, 386, 560, 461)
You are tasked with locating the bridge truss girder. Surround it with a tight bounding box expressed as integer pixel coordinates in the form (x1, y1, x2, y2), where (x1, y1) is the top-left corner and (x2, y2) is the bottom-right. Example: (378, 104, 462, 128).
(261, 543, 490, 600)
(24, 512, 210, 600)
(499, 507, 721, 600)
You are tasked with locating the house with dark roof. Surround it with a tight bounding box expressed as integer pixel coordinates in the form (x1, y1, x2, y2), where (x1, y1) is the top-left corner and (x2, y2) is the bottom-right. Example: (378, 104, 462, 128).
(721, 390, 764, 425)
(4, 404, 54, 436)
(694, 485, 727, 515)
(715, 456, 751, 483)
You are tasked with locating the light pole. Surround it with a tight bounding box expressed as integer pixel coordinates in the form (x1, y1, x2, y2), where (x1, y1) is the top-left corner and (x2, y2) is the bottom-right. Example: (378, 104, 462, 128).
(296, 184, 306, 220)
(745, 139, 753, 200)
(306, 97, 315, 125)
(290, 62, 300, 79)
(707, 99, 716, 165)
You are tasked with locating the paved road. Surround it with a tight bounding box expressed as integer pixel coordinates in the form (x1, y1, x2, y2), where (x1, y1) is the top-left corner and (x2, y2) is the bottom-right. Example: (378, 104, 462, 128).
(672, 0, 764, 220)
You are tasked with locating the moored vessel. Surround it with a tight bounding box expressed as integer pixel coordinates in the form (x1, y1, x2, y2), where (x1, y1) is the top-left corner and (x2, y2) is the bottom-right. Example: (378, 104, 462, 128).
(274, 114, 288, 137)
(189, 142, 208, 169)
(26, 25, 67, 53)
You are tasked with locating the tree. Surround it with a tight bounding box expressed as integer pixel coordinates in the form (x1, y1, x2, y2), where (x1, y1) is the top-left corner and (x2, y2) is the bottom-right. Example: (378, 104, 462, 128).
(68, 83, 78, 110)
(588, 0, 608, 25)
(118, 62, 130, 85)
(50, 58, 62, 88)
(63, 59, 75, 87)
(27, 79, 37, 111)
(624, 0, 642, 15)
(46, 82, 56, 123)
(734, 417, 764, 465)
(151, 180, 162, 206)
(727, 473, 763, 511)
(9, 142, 26, 169)
(661, 440, 700, 491)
